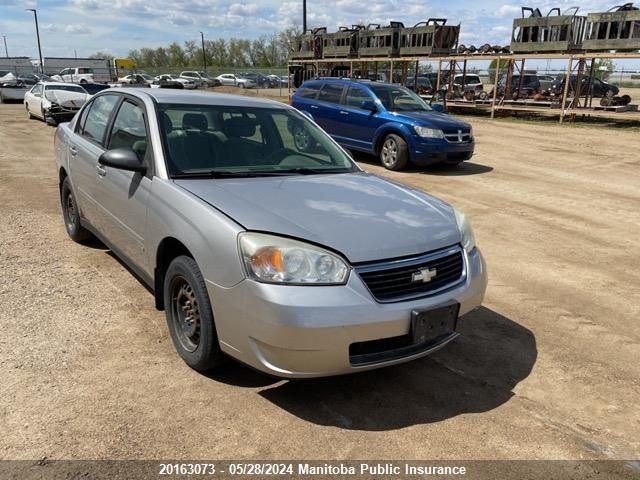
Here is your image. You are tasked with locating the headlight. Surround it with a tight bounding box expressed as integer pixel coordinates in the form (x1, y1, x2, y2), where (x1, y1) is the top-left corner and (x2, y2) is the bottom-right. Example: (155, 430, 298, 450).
(454, 209, 476, 253)
(413, 126, 444, 138)
(239, 232, 349, 285)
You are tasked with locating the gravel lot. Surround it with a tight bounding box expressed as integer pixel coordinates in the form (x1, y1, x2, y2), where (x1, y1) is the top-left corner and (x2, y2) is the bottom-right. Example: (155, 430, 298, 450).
(0, 103, 638, 470)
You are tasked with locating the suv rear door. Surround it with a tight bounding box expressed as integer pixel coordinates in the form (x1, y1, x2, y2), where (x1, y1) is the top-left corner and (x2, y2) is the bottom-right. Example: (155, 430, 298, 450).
(312, 83, 345, 134)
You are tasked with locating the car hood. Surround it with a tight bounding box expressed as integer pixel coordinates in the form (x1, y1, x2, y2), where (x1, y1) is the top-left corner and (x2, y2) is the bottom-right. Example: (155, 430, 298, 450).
(388, 111, 470, 130)
(44, 90, 88, 107)
(175, 172, 461, 263)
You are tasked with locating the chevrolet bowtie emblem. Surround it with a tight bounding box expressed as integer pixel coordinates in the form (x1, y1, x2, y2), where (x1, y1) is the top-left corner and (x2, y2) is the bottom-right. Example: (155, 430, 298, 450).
(412, 267, 437, 283)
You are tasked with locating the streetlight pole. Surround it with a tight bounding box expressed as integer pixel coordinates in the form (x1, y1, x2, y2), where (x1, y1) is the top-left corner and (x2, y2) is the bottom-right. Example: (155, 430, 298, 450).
(200, 32, 207, 74)
(303, 0, 307, 31)
(26, 9, 44, 73)
(2, 36, 8, 57)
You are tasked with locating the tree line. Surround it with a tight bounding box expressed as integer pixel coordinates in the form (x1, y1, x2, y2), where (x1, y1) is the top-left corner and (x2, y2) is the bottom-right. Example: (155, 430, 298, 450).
(90, 28, 301, 69)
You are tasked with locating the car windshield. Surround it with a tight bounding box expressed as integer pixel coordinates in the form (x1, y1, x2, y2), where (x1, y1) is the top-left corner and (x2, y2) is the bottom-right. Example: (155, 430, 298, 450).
(158, 104, 358, 178)
(369, 84, 432, 112)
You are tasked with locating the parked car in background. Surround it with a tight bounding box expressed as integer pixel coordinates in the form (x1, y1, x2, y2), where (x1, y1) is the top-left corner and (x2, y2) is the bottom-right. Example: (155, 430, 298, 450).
(155, 74, 196, 89)
(549, 75, 619, 98)
(292, 78, 475, 170)
(14, 73, 53, 86)
(214, 73, 255, 88)
(0, 70, 18, 86)
(267, 74, 288, 87)
(239, 71, 276, 88)
(24, 82, 89, 124)
(51, 67, 95, 84)
(54, 88, 487, 377)
(406, 75, 434, 94)
(179, 71, 220, 88)
(452, 74, 484, 92)
(498, 74, 541, 98)
(118, 73, 154, 85)
(537, 74, 556, 92)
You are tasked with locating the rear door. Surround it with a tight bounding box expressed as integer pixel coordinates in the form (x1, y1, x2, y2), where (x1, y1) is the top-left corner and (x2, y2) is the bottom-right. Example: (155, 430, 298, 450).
(313, 83, 345, 135)
(68, 94, 120, 230)
(92, 96, 153, 270)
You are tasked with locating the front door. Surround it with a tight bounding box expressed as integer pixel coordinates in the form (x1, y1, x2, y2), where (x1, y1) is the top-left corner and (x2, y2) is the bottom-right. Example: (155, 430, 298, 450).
(92, 97, 152, 270)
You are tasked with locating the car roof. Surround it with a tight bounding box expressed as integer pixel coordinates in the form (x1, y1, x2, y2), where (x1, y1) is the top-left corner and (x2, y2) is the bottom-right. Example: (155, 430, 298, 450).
(107, 88, 290, 109)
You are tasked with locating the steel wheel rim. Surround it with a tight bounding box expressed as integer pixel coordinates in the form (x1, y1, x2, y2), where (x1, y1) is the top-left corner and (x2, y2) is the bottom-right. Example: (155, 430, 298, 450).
(381, 138, 398, 167)
(170, 276, 201, 353)
(294, 127, 310, 150)
(65, 191, 77, 232)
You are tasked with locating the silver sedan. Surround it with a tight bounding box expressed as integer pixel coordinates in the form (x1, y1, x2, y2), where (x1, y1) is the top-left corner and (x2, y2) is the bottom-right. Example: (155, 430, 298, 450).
(54, 89, 487, 378)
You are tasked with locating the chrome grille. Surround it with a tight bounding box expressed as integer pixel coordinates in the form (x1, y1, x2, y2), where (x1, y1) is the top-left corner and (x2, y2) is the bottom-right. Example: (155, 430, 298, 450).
(442, 128, 472, 143)
(355, 246, 465, 302)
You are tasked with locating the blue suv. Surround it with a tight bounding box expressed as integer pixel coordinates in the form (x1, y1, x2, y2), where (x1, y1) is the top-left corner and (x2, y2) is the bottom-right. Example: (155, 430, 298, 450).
(291, 79, 474, 170)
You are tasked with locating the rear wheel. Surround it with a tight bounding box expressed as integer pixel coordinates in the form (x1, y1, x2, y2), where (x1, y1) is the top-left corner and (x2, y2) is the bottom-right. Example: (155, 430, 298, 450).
(164, 256, 224, 372)
(60, 177, 93, 242)
(379, 134, 408, 171)
(26, 104, 33, 119)
(293, 125, 315, 152)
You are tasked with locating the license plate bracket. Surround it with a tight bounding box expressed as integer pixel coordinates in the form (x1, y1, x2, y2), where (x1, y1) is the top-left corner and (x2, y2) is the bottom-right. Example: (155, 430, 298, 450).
(411, 302, 460, 345)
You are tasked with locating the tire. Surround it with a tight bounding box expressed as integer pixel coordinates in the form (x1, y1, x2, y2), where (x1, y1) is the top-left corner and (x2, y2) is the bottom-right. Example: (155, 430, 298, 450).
(60, 177, 93, 242)
(80, 79, 87, 84)
(293, 125, 314, 152)
(26, 104, 33, 119)
(164, 256, 224, 372)
(379, 134, 409, 171)
(239, 83, 245, 89)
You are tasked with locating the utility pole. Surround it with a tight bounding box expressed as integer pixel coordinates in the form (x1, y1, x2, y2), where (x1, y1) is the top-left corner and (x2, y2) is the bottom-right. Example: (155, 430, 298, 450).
(200, 32, 207, 74)
(2, 36, 8, 57)
(303, 0, 307, 31)
(26, 9, 44, 73)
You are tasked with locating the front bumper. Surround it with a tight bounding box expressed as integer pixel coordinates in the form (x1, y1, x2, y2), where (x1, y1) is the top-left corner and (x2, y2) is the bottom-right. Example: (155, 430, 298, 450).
(206, 247, 487, 378)
(410, 137, 475, 166)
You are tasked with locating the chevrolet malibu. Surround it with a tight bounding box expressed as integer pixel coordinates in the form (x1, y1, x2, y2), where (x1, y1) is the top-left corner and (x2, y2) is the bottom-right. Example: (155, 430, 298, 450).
(54, 89, 487, 378)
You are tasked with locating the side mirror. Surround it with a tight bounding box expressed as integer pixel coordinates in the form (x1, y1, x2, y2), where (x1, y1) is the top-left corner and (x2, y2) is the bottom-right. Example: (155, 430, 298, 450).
(360, 100, 378, 112)
(99, 148, 146, 173)
(431, 103, 445, 113)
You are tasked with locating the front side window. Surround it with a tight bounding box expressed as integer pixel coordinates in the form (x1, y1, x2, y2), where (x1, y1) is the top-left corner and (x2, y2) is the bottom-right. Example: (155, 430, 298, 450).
(345, 86, 373, 109)
(369, 84, 432, 112)
(108, 100, 148, 161)
(82, 95, 120, 146)
(158, 104, 357, 177)
(31, 84, 44, 96)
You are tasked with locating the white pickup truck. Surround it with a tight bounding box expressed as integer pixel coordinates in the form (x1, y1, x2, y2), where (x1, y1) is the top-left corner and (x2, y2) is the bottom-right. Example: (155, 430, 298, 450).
(51, 67, 95, 84)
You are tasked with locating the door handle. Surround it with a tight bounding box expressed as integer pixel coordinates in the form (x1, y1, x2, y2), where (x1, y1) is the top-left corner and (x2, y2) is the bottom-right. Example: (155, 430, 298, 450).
(69, 146, 78, 156)
(96, 164, 107, 177)
(340, 111, 349, 115)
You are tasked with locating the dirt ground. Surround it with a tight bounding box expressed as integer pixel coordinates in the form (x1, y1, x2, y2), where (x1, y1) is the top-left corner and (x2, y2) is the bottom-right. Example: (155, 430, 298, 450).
(0, 102, 639, 468)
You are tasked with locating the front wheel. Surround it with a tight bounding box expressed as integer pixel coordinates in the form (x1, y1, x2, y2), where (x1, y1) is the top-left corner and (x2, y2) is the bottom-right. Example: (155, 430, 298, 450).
(164, 256, 224, 372)
(292, 125, 315, 152)
(60, 177, 93, 242)
(26, 104, 33, 119)
(238, 83, 245, 89)
(379, 134, 409, 171)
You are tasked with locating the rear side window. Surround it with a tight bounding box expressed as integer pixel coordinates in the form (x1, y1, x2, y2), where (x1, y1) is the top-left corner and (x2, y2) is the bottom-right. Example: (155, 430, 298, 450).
(81, 95, 120, 146)
(78, 68, 94, 74)
(297, 84, 320, 99)
(317, 84, 344, 104)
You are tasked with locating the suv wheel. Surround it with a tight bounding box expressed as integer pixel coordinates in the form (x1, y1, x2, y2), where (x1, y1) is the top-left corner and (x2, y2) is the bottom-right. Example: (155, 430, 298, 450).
(164, 256, 224, 372)
(380, 134, 408, 171)
(60, 177, 93, 242)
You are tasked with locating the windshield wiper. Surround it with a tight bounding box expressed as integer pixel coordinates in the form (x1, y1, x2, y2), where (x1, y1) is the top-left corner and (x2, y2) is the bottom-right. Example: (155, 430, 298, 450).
(273, 167, 352, 175)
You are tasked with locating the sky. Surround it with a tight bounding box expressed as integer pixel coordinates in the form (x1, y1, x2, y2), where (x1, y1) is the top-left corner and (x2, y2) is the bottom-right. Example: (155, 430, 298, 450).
(1, 0, 638, 70)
